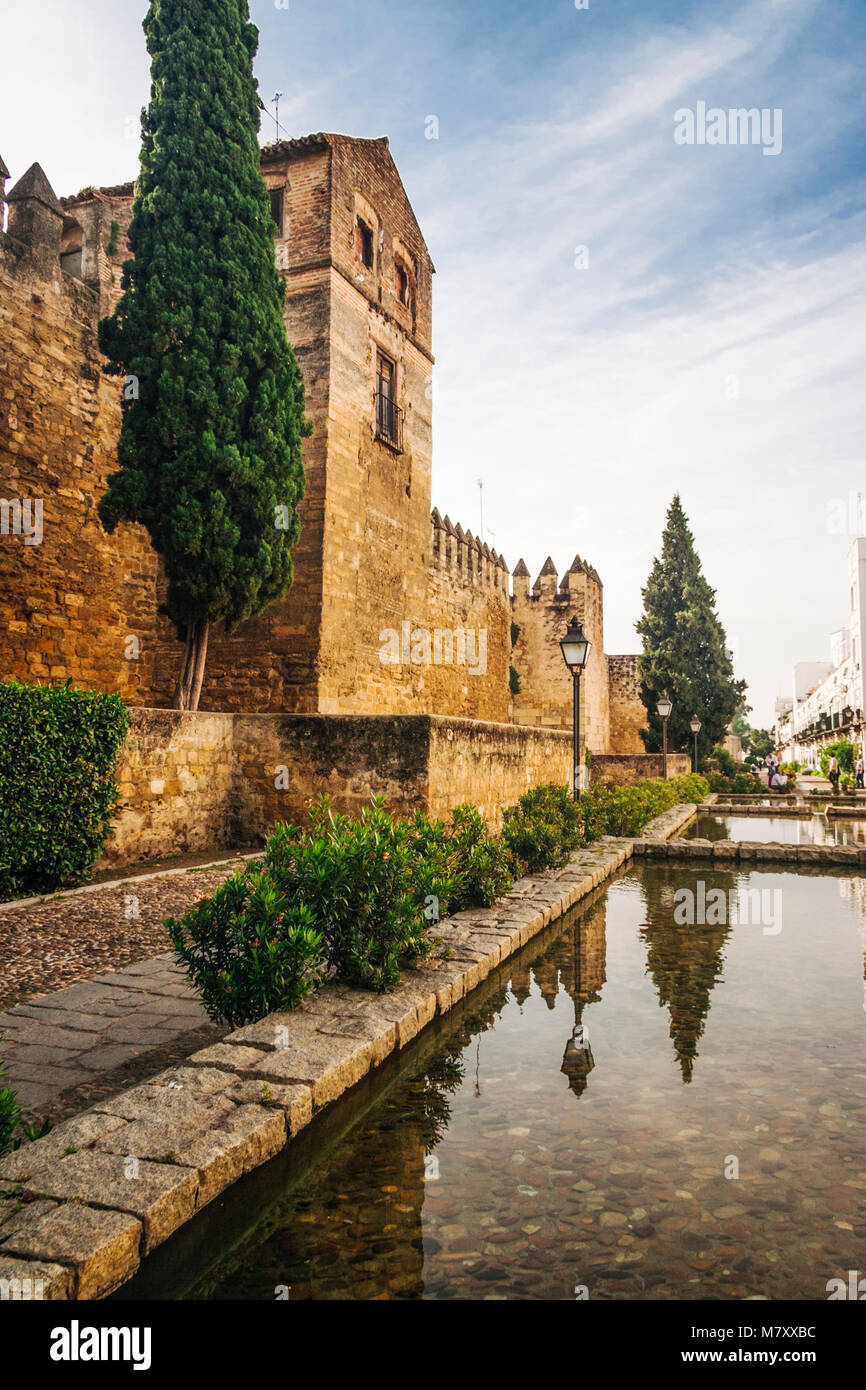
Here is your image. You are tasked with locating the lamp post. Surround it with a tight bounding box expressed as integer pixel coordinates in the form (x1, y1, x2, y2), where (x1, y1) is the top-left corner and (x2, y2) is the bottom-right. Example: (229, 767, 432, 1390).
(657, 689, 673, 779)
(560, 616, 591, 800)
(690, 714, 701, 774)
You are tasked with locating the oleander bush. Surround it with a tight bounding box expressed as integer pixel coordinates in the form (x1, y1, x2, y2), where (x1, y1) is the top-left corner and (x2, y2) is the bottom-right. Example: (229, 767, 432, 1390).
(0, 681, 129, 901)
(409, 804, 514, 915)
(169, 774, 709, 1025)
(263, 796, 436, 993)
(502, 783, 584, 874)
(578, 773, 709, 838)
(166, 871, 327, 1027)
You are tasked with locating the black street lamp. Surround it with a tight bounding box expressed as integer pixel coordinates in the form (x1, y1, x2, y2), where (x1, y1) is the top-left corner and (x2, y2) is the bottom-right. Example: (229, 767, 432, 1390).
(690, 713, 701, 774)
(657, 690, 673, 779)
(560, 616, 591, 800)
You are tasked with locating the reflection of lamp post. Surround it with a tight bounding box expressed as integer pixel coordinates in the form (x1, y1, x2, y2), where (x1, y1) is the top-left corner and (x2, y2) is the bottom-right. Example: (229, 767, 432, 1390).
(657, 690, 673, 779)
(690, 714, 701, 774)
(559, 616, 591, 800)
(561, 1016, 595, 1096)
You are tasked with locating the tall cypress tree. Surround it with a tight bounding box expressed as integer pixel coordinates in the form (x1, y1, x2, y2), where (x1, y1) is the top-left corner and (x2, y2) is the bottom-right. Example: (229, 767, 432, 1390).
(98, 0, 309, 709)
(636, 496, 745, 757)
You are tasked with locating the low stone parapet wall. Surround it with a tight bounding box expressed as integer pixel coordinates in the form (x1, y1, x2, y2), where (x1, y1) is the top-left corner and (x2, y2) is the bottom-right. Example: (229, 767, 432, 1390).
(591, 752, 692, 785)
(101, 710, 573, 868)
(0, 802, 698, 1299)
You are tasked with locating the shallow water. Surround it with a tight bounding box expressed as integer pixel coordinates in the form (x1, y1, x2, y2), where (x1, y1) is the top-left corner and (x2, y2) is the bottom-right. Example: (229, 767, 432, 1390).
(122, 863, 866, 1301)
(683, 814, 866, 845)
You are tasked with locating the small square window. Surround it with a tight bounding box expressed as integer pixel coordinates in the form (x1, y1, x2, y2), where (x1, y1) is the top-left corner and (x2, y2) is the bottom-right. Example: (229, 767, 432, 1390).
(358, 218, 374, 269)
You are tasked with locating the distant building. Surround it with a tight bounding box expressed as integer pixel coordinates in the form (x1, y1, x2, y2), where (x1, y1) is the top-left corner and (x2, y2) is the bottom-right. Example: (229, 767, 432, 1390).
(775, 539, 866, 762)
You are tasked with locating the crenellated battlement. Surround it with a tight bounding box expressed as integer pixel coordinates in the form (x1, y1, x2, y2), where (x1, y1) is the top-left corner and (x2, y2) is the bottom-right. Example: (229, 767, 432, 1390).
(430, 507, 509, 595)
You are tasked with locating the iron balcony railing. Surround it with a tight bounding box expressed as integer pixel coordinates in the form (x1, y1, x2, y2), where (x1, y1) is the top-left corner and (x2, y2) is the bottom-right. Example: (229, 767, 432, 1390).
(374, 390, 403, 452)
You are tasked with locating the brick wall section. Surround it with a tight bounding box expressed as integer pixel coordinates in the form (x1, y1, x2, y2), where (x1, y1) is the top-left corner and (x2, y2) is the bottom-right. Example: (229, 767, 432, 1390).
(607, 653, 647, 754)
(426, 718, 571, 828)
(0, 186, 157, 698)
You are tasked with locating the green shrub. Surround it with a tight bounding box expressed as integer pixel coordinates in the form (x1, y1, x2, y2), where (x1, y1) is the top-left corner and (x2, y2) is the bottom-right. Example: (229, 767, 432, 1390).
(502, 783, 584, 874)
(166, 870, 326, 1027)
(0, 682, 128, 901)
(0, 1062, 20, 1157)
(711, 746, 738, 778)
(409, 804, 513, 915)
(263, 796, 435, 993)
(169, 776, 709, 1027)
(579, 774, 709, 838)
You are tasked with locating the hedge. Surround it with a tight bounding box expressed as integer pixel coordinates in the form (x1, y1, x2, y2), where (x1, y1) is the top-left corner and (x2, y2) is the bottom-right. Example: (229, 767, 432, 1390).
(0, 681, 129, 900)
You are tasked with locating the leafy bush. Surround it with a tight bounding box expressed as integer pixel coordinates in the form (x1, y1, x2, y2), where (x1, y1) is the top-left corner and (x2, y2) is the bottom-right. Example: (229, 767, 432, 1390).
(0, 682, 128, 901)
(502, 783, 584, 874)
(711, 745, 738, 778)
(408, 804, 513, 915)
(0, 1062, 20, 1157)
(579, 774, 709, 839)
(263, 796, 435, 993)
(166, 870, 326, 1027)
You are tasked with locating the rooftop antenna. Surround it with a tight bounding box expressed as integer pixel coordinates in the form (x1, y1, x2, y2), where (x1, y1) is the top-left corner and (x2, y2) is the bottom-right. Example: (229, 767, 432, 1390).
(272, 92, 283, 142)
(477, 477, 484, 543)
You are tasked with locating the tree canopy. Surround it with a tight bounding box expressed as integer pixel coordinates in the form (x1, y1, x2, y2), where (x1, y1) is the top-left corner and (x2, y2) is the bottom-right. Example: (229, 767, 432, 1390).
(636, 495, 745, 757)
(98, 0, 309, 707)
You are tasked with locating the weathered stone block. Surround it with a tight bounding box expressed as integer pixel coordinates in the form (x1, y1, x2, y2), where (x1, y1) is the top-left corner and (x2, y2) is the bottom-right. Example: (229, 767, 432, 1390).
(18, 1151, 198, 1253)
(0, 1201, 141, 1300)
(172, 1105, 286, 1208)
(0, 1254, 73, 1300)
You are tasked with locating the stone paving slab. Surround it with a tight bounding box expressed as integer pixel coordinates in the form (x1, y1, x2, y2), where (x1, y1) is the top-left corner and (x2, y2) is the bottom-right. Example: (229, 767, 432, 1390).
(0, 806, 699, 1300)
(0, 955, 210, 1110)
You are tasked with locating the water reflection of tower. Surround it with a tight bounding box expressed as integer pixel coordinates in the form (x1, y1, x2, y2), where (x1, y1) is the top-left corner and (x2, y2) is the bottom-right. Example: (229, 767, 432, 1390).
(558, 900, 608, 1097)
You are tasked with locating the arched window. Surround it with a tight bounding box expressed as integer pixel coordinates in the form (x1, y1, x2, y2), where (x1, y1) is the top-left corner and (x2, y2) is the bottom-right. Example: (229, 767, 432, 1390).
(60, 215, 84, 278)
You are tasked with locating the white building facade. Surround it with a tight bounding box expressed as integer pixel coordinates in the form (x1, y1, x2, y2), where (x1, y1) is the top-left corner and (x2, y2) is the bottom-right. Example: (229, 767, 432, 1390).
(775, 539, 866, 765)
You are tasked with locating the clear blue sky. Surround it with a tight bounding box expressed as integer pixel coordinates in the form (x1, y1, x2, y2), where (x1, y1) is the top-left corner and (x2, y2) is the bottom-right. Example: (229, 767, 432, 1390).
(3, 0, 865, 726)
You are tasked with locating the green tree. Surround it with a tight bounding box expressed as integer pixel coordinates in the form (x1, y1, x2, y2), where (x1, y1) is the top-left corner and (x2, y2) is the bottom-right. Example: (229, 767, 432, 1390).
(98, 0, 309, 709)
(637, 495, 745, 757)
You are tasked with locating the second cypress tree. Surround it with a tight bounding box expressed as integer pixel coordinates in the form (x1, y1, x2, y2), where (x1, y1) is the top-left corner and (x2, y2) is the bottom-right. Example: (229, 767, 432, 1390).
(636, 495, 745, 759)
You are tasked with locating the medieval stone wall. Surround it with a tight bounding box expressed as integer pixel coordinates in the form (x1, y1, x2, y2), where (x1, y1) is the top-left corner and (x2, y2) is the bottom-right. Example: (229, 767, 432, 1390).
(100, 710, 572, 867)
(510, 556, 610, 755)
(607, 653, 647, 753)
(0, 175, 157, 699)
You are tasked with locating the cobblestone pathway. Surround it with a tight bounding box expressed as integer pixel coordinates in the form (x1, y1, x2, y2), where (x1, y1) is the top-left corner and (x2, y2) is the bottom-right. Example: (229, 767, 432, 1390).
(0, 858, 253, 1118)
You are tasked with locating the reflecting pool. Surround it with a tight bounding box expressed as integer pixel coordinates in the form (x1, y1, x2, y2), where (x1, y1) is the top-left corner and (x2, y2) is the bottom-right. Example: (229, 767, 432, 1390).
(120, 864, 866, 1301)
(683, 814, 866, 845)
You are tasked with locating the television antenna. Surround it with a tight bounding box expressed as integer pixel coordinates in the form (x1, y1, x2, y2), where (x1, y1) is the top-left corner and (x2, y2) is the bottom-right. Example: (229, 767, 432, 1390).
(272, 92, 283, 142)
